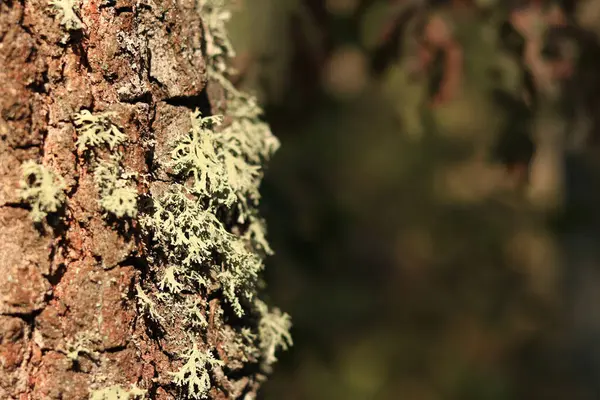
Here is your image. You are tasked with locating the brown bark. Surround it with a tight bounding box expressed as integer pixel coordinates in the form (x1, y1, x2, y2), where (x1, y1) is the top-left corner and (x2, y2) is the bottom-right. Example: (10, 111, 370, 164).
(0, 1, 266, 398)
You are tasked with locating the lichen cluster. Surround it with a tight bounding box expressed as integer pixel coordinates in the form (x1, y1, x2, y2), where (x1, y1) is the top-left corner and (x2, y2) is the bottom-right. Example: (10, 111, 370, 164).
(139, 0, 292, 397)
(73, 110, 126, 152)
(18, 111, 137, 220)
(89, 384, 146, 400)
(94, 156, 138, 218)
(48, 0, 83, 31)
(21, 1, 290, 398)
(73, 110, 138, 218)
(169, 343, 224, 399)
(19, 161, 66, 222)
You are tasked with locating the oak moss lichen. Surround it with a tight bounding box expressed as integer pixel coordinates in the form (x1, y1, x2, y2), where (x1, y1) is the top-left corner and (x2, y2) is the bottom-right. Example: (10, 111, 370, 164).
(89, 385, 146, 400)
(19, 161, 66, 222)
(73, 110, 138, 218)
(94, 157, 138, 218)
(138, 0, 292, 397)
(169, 343, 225, 399)
(48, 0, 83, 31)
(19, 1, 290, 398)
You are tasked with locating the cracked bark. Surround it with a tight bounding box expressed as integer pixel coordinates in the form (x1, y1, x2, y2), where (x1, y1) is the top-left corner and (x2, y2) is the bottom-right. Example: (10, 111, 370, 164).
(0, 1, 263, 398)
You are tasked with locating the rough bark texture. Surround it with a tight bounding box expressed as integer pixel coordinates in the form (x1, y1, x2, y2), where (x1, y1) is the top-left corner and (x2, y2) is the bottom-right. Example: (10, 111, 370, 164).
(0, 1, 281, 398)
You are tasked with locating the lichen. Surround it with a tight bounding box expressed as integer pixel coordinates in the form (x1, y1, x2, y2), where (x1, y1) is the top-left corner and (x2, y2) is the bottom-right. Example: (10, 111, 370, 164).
(138, 1, 291, 397)
(89, 385, 146, 400)
(73, 110, 126, 153)
(94, 157, 138, 218)
(48, 0, 83, 31)
(199, 0, 236, 75)
(256, 300, 293, 366)
(170, 342, 224, 399)
(73, 110, 138, 219)
(144, 189, 263, 317)
(135, 283, 162, 322)
(19, 161, 66, 222)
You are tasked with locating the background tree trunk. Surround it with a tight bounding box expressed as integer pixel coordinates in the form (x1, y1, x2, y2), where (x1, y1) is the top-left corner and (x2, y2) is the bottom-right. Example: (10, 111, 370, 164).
(0, 1, 284, 399)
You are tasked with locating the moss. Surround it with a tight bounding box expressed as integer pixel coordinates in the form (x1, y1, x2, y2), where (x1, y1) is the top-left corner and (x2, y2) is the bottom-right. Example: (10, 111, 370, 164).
(19, 161, 66, 222)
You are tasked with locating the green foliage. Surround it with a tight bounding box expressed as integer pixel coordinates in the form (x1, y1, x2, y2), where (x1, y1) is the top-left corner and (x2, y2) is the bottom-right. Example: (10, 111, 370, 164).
(19, 161, 66, 222)
(48, 0, 83, 31)
(256, 300, 293, 366)
(94, 157, 138, 218)
(90, 385, 146, 400)
(170, 342, 224, 399)
(73, 110, 126, 153)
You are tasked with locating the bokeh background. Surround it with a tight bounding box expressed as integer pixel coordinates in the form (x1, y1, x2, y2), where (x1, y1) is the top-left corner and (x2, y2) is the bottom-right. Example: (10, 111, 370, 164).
(228, 1, 600, 399)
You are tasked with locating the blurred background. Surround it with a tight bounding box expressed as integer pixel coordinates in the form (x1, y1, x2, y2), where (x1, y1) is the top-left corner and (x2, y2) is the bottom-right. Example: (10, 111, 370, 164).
(227, 1, 600, 399)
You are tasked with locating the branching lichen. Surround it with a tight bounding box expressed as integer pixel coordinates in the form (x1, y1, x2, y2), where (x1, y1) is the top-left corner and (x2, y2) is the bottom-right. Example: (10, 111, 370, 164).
(185, 297, 209, 329)
(73, 110, 126, 153)
(168, 109, 272, 219)
(90, 385, 146, 400)
(135, 283, 163, 322)
(19, 161, 66, 222)
(144, 189, 263, 316)
(170, 342, 224, 399)
(139, 1, 291, 397)
(73, 110, 138, 219)
(158, 265, 186, 293)
(94, 157, 138, 218)
(256, 300, 293, 366)
(244, 215, 274, 255)
(48, 0, 83, 31)
(199, 0, 236, 75)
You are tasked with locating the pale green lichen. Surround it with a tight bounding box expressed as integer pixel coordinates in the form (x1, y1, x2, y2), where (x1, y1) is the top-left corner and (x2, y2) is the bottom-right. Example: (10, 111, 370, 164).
(73, 110, 126, 153)
(140, 1, 291, 396)
(73, 110, 138, 219)
(168, 109, 274, 219)
(199, 0, 236, 75)
(185, 297, 209, 329)
(135, 283, 162, 322)
(48, 0, 83, 31)
(90, 385, 146, 400)
(94, 157, 138, 218)
(158, 265, 186, 293)
(256, 300, 293, 366)
(19, 161, 66, 222)
(144, 189, 263, 317)
(244, 215, 274, 255)
(170, 342, 224, 399)
(62, 333, 99, 363)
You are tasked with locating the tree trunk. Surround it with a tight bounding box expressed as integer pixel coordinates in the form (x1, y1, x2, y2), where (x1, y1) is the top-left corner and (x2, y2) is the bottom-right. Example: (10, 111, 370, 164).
(0, 1, 289, 399)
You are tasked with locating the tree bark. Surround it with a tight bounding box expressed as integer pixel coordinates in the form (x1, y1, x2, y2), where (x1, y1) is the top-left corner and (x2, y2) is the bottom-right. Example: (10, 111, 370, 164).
(0, 1, 284, 399)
